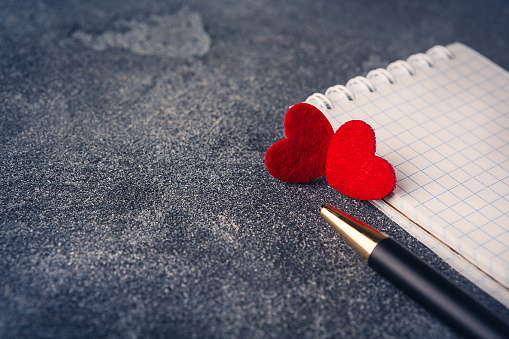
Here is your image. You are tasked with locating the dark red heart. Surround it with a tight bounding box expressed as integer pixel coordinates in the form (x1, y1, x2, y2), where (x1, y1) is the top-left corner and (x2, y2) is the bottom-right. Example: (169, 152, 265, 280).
(265, 103, 334, 183)
(326, 120, 396, 200)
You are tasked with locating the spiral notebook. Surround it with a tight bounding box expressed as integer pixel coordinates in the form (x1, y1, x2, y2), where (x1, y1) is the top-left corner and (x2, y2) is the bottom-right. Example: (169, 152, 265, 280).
(305, 42, 509, 308)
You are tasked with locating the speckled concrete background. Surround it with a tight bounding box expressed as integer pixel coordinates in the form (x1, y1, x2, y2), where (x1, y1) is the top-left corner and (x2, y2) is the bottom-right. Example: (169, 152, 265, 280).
(1, 0, 508, 338)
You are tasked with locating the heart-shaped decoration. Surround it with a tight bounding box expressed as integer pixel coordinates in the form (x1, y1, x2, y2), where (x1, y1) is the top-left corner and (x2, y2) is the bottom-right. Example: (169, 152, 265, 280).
(265, 103, 334, 183)
(326, 120, 396, 200)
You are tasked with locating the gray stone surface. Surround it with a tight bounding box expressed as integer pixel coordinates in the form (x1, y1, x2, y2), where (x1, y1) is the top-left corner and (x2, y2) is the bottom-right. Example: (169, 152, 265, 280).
(1, 0, 508, 338)
(72, 7, 210, 57)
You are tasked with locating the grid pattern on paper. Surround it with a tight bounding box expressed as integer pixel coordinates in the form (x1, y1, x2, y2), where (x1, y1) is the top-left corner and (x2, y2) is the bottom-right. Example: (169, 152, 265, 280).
(322, 43, 509, 292)
(371, 198, 509, 308)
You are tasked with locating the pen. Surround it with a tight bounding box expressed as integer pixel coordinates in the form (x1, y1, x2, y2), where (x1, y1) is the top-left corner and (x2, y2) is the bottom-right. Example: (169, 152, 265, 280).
(320, 204, 509, 339)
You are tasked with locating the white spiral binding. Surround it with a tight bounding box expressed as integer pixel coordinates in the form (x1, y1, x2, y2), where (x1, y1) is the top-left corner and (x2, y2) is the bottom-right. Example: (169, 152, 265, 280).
(427, 45, 455, 61)
(305, 44, 455, 109)
(408, 53, 436, 69)
(305, 92, 333, 110)
(325, 85, 355, 101)
(386, 60, 416, 77)
(346, 76, 376, 94)
(367, 68, 396, 85)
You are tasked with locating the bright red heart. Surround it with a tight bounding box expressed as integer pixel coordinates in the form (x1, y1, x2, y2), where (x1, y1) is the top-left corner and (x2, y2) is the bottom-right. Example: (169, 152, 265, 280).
(265, 103, 334, 183)
(326, 120, 396, 200)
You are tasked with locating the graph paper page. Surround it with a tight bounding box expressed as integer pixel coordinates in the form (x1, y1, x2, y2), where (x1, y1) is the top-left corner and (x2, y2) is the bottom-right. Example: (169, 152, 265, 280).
(311, 42, 509, 307)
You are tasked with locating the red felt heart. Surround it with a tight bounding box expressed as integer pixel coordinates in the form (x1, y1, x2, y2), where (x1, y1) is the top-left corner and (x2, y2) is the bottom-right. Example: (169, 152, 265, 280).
(326, 120, 396, 200)
(265, 103, 334, 183)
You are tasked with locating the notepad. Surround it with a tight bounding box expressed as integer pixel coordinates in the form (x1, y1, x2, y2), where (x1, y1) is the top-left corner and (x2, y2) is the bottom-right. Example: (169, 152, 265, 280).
(305, 42, 509, 308)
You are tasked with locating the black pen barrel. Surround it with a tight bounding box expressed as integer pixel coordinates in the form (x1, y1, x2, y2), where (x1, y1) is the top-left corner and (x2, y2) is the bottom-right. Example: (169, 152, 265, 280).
(368, 238, 509, 339)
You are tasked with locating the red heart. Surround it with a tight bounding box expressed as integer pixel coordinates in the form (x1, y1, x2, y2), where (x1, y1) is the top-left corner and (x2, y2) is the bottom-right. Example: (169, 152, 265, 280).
(326, 120, 395, 200)
(265, 103, 334, 183)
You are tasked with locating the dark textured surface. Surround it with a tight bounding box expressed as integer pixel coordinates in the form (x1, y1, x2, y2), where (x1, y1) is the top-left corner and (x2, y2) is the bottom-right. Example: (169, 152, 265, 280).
(1, 0, 508, 338)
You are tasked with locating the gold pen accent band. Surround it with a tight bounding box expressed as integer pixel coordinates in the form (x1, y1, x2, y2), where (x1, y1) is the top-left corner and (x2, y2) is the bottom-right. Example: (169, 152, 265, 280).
(320, 205, 388, 262)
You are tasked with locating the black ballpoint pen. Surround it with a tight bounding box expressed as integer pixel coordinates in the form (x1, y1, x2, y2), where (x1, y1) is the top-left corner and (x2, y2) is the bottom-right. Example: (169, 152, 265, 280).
(320, 204, 509, 339)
